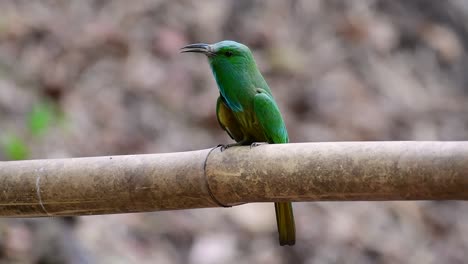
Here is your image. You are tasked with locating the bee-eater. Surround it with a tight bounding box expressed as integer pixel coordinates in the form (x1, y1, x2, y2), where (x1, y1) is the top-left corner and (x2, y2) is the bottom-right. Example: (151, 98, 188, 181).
(181, 40, 295, 246)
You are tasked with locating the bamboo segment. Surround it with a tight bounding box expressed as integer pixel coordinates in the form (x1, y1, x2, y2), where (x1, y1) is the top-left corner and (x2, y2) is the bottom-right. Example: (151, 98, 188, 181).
(0, 149, 216, 217)
(206, 142, 468, 205)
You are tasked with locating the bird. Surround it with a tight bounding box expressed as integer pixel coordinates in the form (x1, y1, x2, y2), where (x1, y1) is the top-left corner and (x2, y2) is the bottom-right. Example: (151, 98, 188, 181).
(181, 40, 295, 246)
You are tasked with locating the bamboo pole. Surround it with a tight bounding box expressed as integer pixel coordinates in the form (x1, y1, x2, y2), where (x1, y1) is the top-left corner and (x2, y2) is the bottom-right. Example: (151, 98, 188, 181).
(0, 142, 467, 217)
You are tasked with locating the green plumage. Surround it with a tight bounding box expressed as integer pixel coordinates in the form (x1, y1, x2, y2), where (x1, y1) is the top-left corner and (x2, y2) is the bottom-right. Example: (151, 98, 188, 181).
(182, 40, 296, 246)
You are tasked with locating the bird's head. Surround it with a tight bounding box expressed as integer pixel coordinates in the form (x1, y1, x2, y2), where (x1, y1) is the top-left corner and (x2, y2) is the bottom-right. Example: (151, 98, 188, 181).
(181, 40, 255, 69)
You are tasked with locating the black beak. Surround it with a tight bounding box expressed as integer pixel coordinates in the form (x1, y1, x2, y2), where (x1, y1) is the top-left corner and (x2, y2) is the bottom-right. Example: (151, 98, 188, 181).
(180, 43, 214, 56)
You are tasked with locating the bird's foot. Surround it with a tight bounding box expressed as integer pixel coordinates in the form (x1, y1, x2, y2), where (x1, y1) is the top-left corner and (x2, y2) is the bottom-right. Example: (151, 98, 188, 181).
(216, 144, 226, 151)
(250, 142, 268, 149)
(217, 143, 241, 152)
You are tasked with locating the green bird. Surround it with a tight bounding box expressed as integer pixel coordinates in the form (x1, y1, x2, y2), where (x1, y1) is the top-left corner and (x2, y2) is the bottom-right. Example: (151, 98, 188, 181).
(181, 40, 295, 246)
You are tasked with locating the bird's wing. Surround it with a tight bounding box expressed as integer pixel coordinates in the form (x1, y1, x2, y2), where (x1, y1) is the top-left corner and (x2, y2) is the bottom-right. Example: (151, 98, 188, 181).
(253, 90, 289, 144)
(216, 96, 245, 142)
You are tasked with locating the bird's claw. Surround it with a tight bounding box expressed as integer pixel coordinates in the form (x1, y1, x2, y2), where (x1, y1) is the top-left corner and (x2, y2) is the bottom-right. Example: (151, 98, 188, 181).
(217, 144, 235, 152)
(217, 144, 227, 152)
(250, 142, 268, 149)
(217, 142, 244, 152)
(217, 142, 267, 151)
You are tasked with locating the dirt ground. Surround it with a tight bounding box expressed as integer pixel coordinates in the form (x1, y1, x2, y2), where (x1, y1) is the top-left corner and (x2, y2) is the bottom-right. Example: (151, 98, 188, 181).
(1, 0, 468, 263)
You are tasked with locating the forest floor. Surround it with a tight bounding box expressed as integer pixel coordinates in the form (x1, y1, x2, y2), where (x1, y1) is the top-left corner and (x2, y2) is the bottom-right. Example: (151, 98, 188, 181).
(0, 1, 468, 263)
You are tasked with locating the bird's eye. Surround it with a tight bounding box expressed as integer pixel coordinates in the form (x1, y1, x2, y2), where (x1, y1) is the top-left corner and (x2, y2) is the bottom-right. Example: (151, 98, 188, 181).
(225, 51, 233, 57)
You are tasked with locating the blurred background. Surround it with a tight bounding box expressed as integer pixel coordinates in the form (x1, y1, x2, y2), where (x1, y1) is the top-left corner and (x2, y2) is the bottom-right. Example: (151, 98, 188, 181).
(1, 0, 468, 263)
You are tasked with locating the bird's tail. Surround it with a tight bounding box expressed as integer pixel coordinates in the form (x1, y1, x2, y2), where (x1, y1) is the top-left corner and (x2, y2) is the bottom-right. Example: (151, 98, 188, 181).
(274, 202, 296, 246)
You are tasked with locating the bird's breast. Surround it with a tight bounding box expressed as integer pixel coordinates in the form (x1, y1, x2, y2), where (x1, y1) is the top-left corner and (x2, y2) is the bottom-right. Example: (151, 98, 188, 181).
(233, 109, 266, 142)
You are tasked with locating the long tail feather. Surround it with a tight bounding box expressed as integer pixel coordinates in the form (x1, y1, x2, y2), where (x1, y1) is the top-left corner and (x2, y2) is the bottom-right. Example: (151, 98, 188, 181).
(274, 202, 296, 246)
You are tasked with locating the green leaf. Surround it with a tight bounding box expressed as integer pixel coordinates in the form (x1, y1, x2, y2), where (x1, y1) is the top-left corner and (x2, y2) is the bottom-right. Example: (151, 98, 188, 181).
(2, 135, 29, 160)
(27, 102, 55, 136)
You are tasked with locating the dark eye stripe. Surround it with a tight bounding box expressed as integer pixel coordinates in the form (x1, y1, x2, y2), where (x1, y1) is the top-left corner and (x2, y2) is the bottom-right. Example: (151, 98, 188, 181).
(225, 51, 233, 57)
